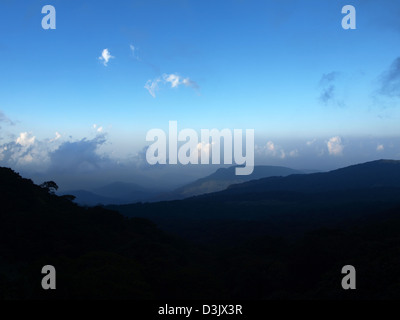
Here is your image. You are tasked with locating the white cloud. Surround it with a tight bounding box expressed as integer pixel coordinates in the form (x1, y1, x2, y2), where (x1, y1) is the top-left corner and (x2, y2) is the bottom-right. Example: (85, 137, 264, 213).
(48, 134, 108, 172)
(0, 130, 110, 173)
(144, 73, 199, 97)
(0, 124, 113, 172)
(268, 141, 285, 159)
(144, 79, 161, 98)
(99, 48, 114, 66)
(327, 136, 344, 156)
(266, 141, 276, 152)
(164, 74, 181, 88)
(377, 144, 384, 151)
(50, 132, 61, 142)
(16, 132, 35, 147)
(163, 73, 199, 89)
(0, 132, 50, 168)
(182, 77, 199, 89)
(256, 141, 286, 159)
(93, 124, 104, 133)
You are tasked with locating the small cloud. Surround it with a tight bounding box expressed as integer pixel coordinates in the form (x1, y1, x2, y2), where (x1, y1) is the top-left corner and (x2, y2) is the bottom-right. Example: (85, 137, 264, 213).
(163, 73, 199, 89)
(182, 77, 199, 89)
(144, 73, 199, 97)
(318, 72, 345, 107)
(320, 85, 335, 104)
(93, 124, 104, 133)
(164, 73, 181, 88)
(266, 141, 276, 152)
(326, 136, 344, 156)
(99, 48, 114, 66)
(257, 141, 286, 159)
(377, 144, 384, 151)
(144, 78, 161, 98)
(320, 72, 337, 85)
(50, 132, 61, 142)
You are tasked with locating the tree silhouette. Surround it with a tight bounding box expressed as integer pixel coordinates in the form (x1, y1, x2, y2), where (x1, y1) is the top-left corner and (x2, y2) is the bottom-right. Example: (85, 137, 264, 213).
(39, 181, 59, 194)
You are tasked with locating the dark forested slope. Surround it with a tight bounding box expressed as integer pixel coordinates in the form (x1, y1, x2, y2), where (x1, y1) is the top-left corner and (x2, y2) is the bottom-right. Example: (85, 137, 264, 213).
(0, 167, 223, 299)
(3, 164, 400, 299)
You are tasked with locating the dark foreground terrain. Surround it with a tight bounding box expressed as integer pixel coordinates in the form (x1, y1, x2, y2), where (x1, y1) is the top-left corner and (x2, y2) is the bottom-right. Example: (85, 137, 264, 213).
(2, 160, 400, 299)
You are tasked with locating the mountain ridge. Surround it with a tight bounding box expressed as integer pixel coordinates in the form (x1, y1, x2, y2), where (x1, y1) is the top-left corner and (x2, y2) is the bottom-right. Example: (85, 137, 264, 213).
(218, 159, 400, 195)
(154, 165, 303, 201)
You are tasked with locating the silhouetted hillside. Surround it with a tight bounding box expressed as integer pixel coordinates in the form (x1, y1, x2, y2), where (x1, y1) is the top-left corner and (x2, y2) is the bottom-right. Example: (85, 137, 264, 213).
(59, 189, 125, 206)
(3, 163, 400, 299)
(113, 161, 400, 235)
(155, 165, 303, 200)
(93, 181, 158, 202)
(223, 160, 400, 195)
(61, 181, 159, 206)
(0, 167, 224, 299)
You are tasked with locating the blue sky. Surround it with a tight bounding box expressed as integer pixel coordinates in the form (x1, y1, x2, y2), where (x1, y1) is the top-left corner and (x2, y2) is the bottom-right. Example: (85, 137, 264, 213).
(1, 0, 400, 189)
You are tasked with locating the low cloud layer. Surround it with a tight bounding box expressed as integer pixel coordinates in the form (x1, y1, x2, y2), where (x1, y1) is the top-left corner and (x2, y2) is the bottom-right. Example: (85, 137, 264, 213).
(0, 132, 52, 169)
(256, 141, 298, 160)
(0, 127, 109, 175)
(48, 135, 108, 173)
(1, 127, 399, 191)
